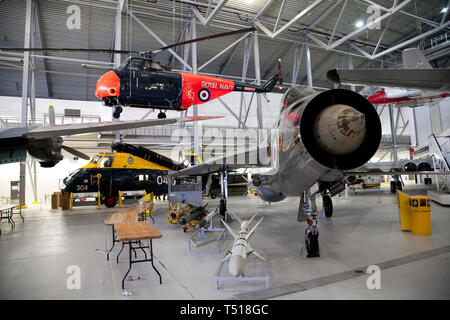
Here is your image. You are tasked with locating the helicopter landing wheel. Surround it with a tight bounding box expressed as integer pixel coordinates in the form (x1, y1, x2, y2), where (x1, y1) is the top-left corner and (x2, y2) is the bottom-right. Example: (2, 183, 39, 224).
(157, 111, 167, 119)
(113, 106, 123, 119)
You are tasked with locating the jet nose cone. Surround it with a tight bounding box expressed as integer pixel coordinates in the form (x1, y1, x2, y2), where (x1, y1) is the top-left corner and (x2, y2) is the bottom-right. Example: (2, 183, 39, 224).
(228, 255, 245, 277)
(313, 104, 366, 156)
(95, 70, 120, 99)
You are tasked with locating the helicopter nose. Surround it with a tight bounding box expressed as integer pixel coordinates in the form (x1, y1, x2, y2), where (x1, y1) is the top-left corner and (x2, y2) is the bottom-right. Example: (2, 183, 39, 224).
(95, 70, 120, 99)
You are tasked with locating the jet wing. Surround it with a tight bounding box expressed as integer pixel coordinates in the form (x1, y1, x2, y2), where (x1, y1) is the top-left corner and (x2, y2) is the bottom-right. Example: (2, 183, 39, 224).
(167, 146, 271, 177)
(344, 170, 450, 176)
(0, 116, 221, 139)
(327, 69, 450, 92)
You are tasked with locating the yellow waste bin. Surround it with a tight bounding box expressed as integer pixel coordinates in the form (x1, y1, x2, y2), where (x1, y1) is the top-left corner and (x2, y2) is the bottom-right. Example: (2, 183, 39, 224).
(409, 196, 432, 235)
(397, 190, 412, 231)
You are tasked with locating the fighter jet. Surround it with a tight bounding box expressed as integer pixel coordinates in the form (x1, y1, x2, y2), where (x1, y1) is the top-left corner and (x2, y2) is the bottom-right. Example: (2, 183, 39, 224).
(222, 213, 265, 277)
(0, 105, 220, 167)
(168, 86, 449, 258)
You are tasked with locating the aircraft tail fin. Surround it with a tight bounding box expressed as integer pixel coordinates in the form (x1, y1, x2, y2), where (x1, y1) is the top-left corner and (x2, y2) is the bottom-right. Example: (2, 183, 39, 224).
(402, 48, 433, 69)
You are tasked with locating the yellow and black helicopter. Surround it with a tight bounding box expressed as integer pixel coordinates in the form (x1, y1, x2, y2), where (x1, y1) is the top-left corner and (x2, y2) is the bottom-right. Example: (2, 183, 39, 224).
(60, 142, 184, 207)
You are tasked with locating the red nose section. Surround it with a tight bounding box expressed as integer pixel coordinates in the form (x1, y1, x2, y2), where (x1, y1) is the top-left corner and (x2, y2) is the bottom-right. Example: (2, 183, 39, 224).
(95, 70, 120, 99)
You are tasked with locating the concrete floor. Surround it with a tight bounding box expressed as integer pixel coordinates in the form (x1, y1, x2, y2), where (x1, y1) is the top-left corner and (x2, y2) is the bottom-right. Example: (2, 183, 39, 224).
(0, 184, 449, 300)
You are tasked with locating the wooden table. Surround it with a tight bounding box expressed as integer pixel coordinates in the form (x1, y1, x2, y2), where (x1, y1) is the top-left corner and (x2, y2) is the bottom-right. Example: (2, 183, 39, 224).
(114, 222, 163, 289)
(104, 201, 153, 261)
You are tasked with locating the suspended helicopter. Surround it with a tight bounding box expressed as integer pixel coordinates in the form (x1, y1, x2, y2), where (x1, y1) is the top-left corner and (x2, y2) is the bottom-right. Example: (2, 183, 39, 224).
(0, 27, 280, 120)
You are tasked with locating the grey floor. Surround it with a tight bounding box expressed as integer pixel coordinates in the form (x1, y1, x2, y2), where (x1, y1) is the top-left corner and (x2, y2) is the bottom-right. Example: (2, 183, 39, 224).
(0, 184, 449, 300)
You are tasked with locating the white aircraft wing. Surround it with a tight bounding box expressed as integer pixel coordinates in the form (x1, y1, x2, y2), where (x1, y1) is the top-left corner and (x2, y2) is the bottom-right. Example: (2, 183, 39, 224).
(344, 170, 450, 176)
(326, 69, 450, 92)
(0, 116, 221, 139)
(167, 145, 272, 177)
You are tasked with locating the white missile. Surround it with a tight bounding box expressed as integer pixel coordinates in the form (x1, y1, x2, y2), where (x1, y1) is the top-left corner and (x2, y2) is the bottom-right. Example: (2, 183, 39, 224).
(222, 213, 265, 277)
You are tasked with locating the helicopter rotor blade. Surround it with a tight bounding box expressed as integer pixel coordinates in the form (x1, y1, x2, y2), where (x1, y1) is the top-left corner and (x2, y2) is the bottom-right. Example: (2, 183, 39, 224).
(1, 27, 259, 58)
(0, 48, 139, 54)
(151, 27, 259, 55)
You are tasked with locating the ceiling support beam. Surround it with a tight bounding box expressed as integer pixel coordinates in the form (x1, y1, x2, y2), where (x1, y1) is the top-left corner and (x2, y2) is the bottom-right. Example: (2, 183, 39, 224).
(191, 0, 229, 26)
(33, 0, 52, 98)
(328, 0, 348, 46)
(19, 0, 33, 209)
(272, 0, 286, 33)
(372, 0, 397, 56)
(304, 40, 313, 88)
(198, 32, 251, 72)
(308, 0, 343, 29)
(328, 0, 413, 50)
(372, 21, 450, 59)
(291, 43, 304, 85)
(272, 0, 324, 38)
(441, 0, 450, 25)
(218, 40, 240, 75)
(239, 36, 253, 128)
(169, 21, 190, 68)
(129, 12, 192, 71)
(253, 32, 263, 129)
(358, 0, 446, 29)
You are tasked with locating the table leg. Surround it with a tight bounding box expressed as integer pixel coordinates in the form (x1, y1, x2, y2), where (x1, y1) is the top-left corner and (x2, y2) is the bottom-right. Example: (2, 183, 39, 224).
(149, 239, 162, 285)
(117, 242, 125, 264)
(122, 242, 133, 290)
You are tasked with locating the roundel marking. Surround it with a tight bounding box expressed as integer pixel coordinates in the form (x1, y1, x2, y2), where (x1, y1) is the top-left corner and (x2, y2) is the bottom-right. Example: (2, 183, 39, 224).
(198, 88, 210, 102)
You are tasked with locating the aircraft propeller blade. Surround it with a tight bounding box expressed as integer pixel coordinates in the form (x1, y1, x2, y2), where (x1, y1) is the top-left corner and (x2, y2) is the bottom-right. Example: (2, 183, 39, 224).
(61, 145, 90, 160)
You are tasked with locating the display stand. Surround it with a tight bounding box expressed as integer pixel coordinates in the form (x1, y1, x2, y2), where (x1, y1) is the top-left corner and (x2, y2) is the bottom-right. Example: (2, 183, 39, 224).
(213, 252, 270, 290)
(187, 216, 226, 254)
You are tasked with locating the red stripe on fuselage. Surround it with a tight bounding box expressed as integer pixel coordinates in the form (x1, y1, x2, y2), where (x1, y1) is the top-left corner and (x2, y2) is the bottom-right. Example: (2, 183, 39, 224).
(180, 72, 235, 109)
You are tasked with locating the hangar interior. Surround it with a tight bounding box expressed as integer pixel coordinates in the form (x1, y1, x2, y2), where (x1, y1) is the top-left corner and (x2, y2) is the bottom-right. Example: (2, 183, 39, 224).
(0, 0, 449, 300)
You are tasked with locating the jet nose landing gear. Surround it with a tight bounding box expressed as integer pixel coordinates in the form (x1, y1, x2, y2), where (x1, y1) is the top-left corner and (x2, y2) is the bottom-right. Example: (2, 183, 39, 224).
(299, 187, 321, 258)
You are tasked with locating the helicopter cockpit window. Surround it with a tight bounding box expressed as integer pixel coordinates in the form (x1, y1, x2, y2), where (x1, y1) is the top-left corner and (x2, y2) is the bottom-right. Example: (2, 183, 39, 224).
(99, 156, 114, 168)
(128, 58, 143, 71)
(90, 155, 101, 165)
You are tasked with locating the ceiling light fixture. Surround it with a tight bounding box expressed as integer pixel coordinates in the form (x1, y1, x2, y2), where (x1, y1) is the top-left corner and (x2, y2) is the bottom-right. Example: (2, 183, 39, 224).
(355, 20, 364, 28)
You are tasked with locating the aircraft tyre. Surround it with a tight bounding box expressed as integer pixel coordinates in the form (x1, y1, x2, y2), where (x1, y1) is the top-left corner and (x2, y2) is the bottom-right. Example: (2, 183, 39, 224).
(323, 195, 333, 218)
(105, 197, 117, 208)
(113, 106, 123, 119)
(305, 226, 320, 258)
(396, 181, 402, 191)
(210, 193, 216, 199)
(390, 181, 397, 193)
(158, 112, 167, 119)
